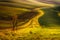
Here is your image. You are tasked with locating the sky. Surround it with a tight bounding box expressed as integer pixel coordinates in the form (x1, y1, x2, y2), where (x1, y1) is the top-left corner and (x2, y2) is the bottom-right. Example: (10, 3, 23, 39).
(37, 0, 60, 5)
(0, 0, 60, 7)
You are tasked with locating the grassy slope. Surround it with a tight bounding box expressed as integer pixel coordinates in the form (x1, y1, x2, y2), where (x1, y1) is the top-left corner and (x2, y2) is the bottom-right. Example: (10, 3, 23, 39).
(39, 6, 60, 28)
